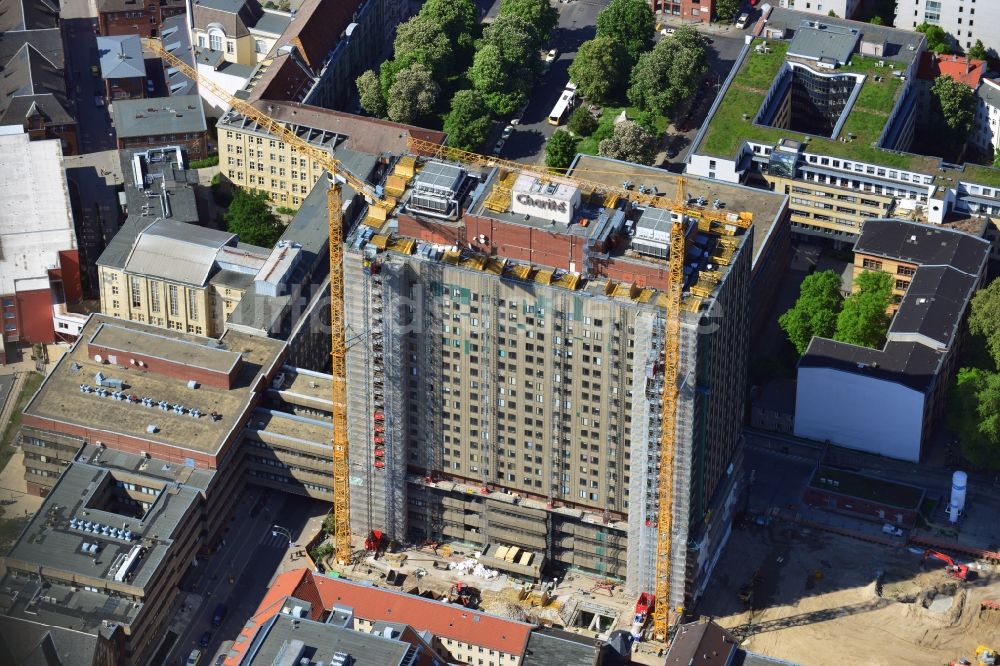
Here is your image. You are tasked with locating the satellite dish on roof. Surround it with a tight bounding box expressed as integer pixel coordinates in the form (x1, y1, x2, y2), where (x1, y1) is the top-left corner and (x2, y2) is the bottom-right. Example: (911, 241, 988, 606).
(94, 355, 103, 363)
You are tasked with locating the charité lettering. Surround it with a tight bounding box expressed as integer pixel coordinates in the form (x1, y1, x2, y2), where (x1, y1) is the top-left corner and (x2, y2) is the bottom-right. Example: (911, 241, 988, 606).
(516, 193, 568, 213)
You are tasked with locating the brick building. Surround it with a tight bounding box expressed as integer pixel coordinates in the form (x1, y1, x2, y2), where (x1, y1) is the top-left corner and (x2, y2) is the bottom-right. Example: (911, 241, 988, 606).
(112, 94, 209, 158)
(0, 130, 83, 359)
(97, 0, 185, 37)
(97, 34, 148, 100)
(650, 0, 714, 23)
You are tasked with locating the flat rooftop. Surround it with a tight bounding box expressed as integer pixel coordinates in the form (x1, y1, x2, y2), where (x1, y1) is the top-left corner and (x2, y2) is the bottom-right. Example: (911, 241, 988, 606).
(271, 365, 333, 412)
(252, 408, 332, 449)
(90, 321, 243, 375)
(810, 465, 923, 509)
(112, 95, 207, 138)
(570, 154, 787, 266)
(2, 450, 210, 626)
(23, 315, 285, 457)
(241, 614, 411, 665)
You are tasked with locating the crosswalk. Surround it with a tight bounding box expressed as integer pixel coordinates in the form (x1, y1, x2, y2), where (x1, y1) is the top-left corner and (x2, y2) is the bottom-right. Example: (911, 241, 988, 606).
(258, 531, 291, 549)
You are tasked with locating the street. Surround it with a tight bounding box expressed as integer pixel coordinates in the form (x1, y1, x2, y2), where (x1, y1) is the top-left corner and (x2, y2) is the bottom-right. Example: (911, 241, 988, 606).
(159, 489, 329, 666)
(62, 17, 117, 154)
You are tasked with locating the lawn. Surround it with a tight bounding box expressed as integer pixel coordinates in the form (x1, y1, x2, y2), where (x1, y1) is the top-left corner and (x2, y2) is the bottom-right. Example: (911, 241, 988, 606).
(0, 372, 44, 474)
(810, 466, 924, 509)
(575, 106, 668, 156)
(697, 39, 951, 173)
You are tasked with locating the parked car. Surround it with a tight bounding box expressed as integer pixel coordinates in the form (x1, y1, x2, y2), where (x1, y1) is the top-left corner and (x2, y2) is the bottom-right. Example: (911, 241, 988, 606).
(736, 12, 750, 29)
(212, 604, 227, 627)
(501, 125, 514, 139)
(545, 48, 558, 62)
(660, 27, 675, 36)
(199, 631, 212, 648)
(186, 649, 202, 666)
(492, 140, 505, 156)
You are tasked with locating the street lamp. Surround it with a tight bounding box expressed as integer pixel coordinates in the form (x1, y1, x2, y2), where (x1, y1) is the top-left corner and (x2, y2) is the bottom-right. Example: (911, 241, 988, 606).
(271, 525, 294, 546)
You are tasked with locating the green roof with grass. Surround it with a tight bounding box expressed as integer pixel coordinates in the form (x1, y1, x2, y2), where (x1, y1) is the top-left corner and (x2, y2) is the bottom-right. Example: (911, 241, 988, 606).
(698, 40, 1000, 188)
(810, 466, 924, 509)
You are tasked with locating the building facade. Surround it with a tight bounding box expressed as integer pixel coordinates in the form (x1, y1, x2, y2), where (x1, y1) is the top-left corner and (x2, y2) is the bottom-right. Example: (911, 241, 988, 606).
(216, 101, 445, 206)
(97, 0, 186, 37)
(795, 219, 990, 461)
(650, 0, 715, 23)
(973, 78, 1000, 161)
(896, 0, 1000, 53)
(0, 130, 84, 351)
(334, 154, 756, 612)
(189, 0, 290, 68)
(686, 9, 1000, 258)
(772, 0, 862, 20)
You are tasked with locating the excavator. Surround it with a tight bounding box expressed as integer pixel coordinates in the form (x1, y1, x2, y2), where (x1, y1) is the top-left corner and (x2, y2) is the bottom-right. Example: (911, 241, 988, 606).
(922, 549, 971, 581)
(949, 645, 998, 666)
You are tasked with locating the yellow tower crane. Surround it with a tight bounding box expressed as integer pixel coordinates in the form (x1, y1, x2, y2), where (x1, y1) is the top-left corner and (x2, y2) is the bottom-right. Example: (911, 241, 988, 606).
(144, 39, 392, 566)
(407, 139, 750, 640)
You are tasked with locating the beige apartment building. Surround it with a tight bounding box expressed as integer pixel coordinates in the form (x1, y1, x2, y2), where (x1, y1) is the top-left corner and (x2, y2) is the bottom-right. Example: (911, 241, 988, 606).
(190, 0, 290, 67)
(98, 219, 268, 337)
(216, 101, 447, 206)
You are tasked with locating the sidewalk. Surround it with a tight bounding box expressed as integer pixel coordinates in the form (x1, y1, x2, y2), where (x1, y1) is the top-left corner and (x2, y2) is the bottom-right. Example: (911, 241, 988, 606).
(656, 13, 746, 37)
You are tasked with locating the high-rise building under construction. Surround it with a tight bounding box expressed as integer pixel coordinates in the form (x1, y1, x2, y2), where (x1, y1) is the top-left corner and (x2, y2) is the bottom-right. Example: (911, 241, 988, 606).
(340, 153, 785, 611)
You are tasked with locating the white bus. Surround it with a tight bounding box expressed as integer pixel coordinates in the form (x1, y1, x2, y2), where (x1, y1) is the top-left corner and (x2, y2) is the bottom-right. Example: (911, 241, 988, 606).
(547, 89, 576, 125)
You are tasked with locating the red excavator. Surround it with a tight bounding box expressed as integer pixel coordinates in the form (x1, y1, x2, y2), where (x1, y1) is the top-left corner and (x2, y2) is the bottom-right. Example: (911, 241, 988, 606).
(922, 549, 970, 581)
(365, 530, 387, 555)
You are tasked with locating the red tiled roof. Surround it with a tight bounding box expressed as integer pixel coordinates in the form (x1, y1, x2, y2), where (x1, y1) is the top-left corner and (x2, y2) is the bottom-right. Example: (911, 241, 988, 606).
(916, 52, 986, 88)
(224, 568, 317, 666)
(308, 572, 534, 656)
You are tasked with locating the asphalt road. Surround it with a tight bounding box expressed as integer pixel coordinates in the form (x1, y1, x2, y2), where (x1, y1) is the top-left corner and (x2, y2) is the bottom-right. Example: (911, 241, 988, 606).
(499, 0, 609, 164)
(163, 490, 326, 666)
(63, 17, 117, 154)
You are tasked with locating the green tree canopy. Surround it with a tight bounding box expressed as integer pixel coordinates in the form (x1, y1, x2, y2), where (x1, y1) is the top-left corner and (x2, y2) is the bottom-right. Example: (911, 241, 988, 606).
(628, 26, 708, 117)
(779, 270, 844, 355)
(387, 63, 440, 124)
(869, 15, 884, 25)
(568, 105, 598, 136)
(931, 75, 976, 141)
(421, 0, 478, 53)
(834, 270, 892, 348)
(499, 0, 558, 41)
(469, 43, 530, 115)
(569, 37, 627, 104)
(598, 119, 656, 165)
(595, 0, 654, 65)
(225, 188, 283, 248)
(968, 276, 1000, 367)
(482, 14, 542, 74)
(545, 129, 580, 171)
(994, 146, 1000, 169)
(948, 367, 1000, 469)
(715, 0, 740, 22)
(968, 39, 989, 61)
(444, 89, 493, 151)
(916, 22, 951, 54)
(392, 14, 454, 77)
(356, 69, 386, 117)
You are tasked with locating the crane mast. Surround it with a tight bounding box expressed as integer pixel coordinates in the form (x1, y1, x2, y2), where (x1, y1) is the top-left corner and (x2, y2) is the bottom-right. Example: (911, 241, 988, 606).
(142, 39, 383, 565)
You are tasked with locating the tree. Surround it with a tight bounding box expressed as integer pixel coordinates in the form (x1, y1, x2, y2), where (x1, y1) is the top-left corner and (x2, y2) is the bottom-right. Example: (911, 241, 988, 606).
(628, 26, 708, 117)
(916, 22, 951, 54)
(778, 270, 844, 355)
(568, 106, 598, 136)
(469, 44, 529, 115)
(948, 367, 1000, 469)
(545, 129, 579, 170)
(869, 15, 884, 25)
(827, 9, 837, 17)
(931, 75, 976, 142)
(968, 277, 1000, 367)
(379, 58, 408, 100)
(392, 15, 454, 77)
(995, 146, 1000, 169)
(598, 120, 656, 165)
(356, 70, 386, 117)
(225, 188, 283, 248)
(387, 63, 440, 124)
(834, 270, 892, 348)
(421, 0, 478, 53)
(595, 0, 654, 65)
(499, 0, 558, 41)
(715, 0, 740, 22)
(569, 37, 627, 104)
(444, 90, 492, 151)
(968, 39, 989, 61)
(482, 14, 542, 76)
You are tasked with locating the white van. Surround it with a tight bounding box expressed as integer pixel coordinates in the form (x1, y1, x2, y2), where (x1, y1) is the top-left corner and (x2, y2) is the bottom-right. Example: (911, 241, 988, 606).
(736, 13, 750, 29)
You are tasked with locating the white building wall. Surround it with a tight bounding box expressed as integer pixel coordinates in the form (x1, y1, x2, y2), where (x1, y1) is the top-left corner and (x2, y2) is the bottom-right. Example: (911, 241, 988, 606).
(974, 79, 1000, 157)
(195, 63, 252, 116)
(794, 366, 925, 461)
(775, 0, 861, 19)
(896, 0, 1000, 53)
